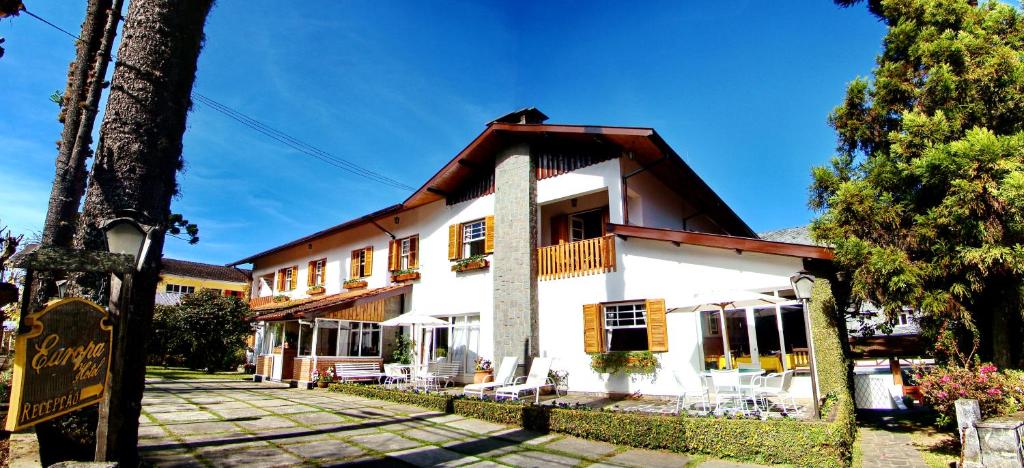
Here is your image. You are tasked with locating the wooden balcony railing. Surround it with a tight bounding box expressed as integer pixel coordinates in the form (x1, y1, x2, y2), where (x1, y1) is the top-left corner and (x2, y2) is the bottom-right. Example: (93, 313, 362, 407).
(249, 295, 276, 308)
(538, 235, 616, 281)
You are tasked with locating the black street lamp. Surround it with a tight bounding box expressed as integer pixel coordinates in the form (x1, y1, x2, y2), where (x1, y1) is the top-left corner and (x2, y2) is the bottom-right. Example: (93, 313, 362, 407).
(790, 271, 821, 419)
(101, 216, 154, 272)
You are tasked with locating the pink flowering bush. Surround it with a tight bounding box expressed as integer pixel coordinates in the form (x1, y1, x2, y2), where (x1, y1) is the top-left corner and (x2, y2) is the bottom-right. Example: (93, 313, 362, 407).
(917, 363, 1024, 426)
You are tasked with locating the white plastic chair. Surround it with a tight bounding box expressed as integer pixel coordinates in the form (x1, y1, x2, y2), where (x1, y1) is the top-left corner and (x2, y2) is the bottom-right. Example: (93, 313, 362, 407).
(463, 356, 518, 398)
(495, 357, 552, 404)
(672, 371, 710, 415)
(754, 370, 798, 415)
(382, 364, 409, 389)
(709, 369, 748, 415)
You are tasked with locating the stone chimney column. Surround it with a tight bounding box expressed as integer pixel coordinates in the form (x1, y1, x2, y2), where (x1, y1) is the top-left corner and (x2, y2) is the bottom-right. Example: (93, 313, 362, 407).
(492, 142, 538, 372)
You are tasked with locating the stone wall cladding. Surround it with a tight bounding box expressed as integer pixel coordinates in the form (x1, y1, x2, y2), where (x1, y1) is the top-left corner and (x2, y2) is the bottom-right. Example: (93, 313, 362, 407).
(492, 142, 539, 370)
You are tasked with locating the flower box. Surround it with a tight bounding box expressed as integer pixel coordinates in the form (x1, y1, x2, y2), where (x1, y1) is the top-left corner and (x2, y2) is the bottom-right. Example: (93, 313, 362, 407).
(343, 279, 367, 289)
(391, 271, 421, 282)
(307, 286, 325, 295)
(453, 258, 489, 273)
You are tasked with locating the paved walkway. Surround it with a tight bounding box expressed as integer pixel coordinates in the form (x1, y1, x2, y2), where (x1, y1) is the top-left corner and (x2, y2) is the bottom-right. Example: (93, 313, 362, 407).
(857, 427, 927, 467)
(139, 379, 764, 467)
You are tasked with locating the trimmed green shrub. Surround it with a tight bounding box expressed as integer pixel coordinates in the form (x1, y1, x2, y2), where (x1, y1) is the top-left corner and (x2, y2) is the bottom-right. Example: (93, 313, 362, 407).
(328, 383, 451, 412)
(330, 384, 854, 467)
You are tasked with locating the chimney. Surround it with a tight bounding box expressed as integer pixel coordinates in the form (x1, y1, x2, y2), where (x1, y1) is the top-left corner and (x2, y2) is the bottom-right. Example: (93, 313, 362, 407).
(490, 108, 549, 125)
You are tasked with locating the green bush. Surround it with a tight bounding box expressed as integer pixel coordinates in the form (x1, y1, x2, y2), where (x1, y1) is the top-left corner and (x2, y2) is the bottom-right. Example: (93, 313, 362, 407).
(328, 383, 451, 412)
(589, 351, 659, 375)
(148, 289, 252, 372)
(330, 384, 855, 467)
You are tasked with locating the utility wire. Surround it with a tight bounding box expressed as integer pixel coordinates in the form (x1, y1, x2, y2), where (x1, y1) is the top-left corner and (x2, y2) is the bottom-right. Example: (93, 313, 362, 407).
(192, 93, 416, 191)
(23, 9, 417, 193)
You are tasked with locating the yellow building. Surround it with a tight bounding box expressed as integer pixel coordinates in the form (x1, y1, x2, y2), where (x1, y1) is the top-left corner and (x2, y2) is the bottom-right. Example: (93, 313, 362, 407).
(156, 258, 251, 305)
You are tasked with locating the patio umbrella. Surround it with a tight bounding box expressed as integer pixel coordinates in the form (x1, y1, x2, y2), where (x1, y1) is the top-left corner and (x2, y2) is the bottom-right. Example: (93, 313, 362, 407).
(671, 290, 789, 369)
(379, 312, 447, 367)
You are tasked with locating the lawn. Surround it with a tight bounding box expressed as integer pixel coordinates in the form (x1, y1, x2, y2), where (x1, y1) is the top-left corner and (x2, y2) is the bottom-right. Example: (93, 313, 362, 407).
(145, 366, 251, 381)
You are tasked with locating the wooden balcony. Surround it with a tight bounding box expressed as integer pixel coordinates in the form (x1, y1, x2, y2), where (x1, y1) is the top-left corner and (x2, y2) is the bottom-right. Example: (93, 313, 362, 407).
(249, 295, 276, 308)
(538, 235, 616, 281)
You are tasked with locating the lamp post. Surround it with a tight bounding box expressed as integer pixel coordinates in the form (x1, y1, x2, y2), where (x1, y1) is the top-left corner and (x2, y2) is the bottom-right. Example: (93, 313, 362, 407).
(790, 271, 820, 419)
(96, 212, 155, 462)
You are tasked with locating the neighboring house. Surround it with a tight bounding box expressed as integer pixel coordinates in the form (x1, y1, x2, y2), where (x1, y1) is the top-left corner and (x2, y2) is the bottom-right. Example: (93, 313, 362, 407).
(155, 258, 251, 306)
(231, 109, 835, 397)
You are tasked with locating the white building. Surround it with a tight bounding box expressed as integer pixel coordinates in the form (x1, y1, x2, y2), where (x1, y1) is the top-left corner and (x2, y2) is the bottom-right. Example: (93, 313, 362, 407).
(231, 109, 835, 398)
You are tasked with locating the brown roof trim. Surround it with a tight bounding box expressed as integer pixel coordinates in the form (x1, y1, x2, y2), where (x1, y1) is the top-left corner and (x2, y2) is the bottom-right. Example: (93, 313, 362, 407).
(606, 223, 834, 260)
(228, 204, 404, 266)
(252, 284, 410, 322)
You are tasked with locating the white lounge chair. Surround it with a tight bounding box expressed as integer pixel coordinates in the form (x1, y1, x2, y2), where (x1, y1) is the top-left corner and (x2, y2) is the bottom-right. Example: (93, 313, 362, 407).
(463, 356, 518, 398)
(494, 357, 552, 404)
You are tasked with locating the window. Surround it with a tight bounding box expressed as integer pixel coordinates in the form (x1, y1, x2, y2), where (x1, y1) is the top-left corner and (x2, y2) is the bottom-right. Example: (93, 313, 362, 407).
(225, 290, 244, 298)
(350, 247, 372, 278)
(277, 266, 297, 291)
(165, 284, 195, 294)
(582, 299, 667, 354)
(462, 220, 486, 257)
(308, 319, 381, 357)
(569, 209, 605, 242)
(605, 303, 649, 352)
(431, 314, 480, 373)
(297, 321, 313, 356)
(307, 258, 326, 287)
(448, 217, 493, 261)
(390, 235, 418, 271)
(898, 311, 913, 326)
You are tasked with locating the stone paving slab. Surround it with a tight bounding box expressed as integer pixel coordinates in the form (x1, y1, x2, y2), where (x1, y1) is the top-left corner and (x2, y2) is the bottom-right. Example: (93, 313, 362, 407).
(349, 432, 423, 452)
(140, 379, 793, 467)
(545, 435, 619, 458)
(857, 427, 927, 468)
(605, 448, 692, 468)
(388, 446, 483, 467)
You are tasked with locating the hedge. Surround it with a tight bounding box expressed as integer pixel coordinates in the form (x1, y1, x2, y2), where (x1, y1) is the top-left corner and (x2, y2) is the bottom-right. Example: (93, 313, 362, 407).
(328, 383, 451, 413)
(327, 279, 856, 467)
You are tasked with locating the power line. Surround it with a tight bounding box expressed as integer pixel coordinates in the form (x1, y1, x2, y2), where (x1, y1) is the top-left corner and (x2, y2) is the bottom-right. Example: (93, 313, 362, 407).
(22, 9, 417, 193)
(192, 93, 416, 191)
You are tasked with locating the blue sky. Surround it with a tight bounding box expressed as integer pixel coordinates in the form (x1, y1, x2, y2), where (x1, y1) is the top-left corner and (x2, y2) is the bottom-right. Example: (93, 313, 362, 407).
(0, 1, 886, 265)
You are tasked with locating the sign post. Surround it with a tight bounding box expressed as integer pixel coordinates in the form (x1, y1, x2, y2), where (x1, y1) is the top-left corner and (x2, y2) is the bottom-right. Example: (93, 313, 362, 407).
(5, 298, 113, 431)
(6, 246, 134, 433)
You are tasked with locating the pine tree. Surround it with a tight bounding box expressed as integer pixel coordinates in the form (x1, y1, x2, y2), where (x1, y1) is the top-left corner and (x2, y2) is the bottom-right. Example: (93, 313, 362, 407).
(814, 0, 1024, 367)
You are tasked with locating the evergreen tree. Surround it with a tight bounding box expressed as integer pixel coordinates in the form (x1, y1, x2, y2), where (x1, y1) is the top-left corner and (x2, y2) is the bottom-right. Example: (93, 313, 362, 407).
(814, 0, 1024, 367)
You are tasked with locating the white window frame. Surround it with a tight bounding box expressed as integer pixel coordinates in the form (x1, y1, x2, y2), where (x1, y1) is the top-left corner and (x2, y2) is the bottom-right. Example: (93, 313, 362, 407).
(312, 259, 325, 286)
(283, 268, 294, 291)
(165, 284, 195, 294)
(312, 319, 382, 358)
(353, 249, 368, 278)
(400, 238, 412, 270)
(462, 219, 486, 257)
(604, 302, 648, 352)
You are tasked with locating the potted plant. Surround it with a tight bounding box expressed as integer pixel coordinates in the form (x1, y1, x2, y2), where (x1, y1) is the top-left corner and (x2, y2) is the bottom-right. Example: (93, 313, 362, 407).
(307, 284, 325, 295)
(452, 255, 489, 273)
(272, 295, 290, 303)
(589, 351, 660, 376)
(344, 278, 367, 289)
(391, 269, 420, 282)
(473, 357, 493, 384)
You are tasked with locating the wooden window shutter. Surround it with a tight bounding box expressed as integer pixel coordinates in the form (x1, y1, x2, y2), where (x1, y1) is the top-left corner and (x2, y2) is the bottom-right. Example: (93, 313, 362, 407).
(582, 303, 605, 353)
(600, 207, 610, 236)
(551, 214, 569, 244)
(276, 270, 284, 290)
(388, 240, 399, 271)
(645, 298, 668, 352)
(289, 266, 297, 290)
(448, 223, 461, 261)
(484, 215, 495, 254)
(364, 247, 373, 276)
(350, 250, 359, 279)
(409, 235, 419, 269)
(307, 261, 315, 285)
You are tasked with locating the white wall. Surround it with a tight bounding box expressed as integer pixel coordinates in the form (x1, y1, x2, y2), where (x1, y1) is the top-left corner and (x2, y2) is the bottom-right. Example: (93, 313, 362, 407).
(620, 158, 723, 233)
(538, 158, 623, 225)
(538, 237, 806, 396)
(249, 194, 497, 369)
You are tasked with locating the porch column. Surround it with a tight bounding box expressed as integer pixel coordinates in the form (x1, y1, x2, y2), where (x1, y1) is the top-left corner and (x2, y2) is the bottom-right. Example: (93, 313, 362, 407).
(745, 307, 759, 368)
(492, 142, 539, 373)
(775, 305, 789, 370)
(310, 319, 319, 377)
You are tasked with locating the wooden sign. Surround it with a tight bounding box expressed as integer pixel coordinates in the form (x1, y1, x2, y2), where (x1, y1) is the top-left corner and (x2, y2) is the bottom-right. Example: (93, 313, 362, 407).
(5, 298, 113, 431)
